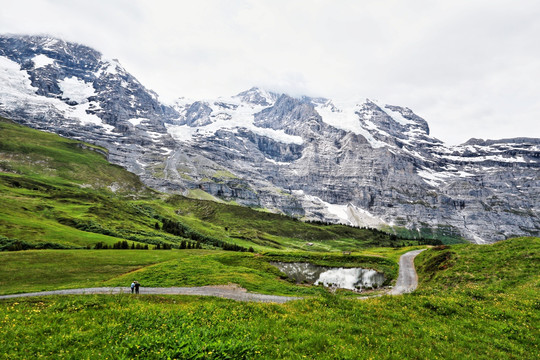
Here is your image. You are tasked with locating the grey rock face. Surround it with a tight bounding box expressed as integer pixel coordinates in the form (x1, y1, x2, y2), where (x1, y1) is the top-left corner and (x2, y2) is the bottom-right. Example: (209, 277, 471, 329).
(1, 35, 538, 243)
(184, 102, 214, 127)
(254, 95, 322, 133)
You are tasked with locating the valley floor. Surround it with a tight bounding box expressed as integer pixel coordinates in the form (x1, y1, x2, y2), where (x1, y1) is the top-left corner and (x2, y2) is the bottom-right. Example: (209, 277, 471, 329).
(0, 249, 424, 303)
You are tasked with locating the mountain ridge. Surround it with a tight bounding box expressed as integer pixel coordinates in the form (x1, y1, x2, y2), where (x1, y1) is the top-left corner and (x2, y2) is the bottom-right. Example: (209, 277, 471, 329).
(1, 34, 538, 243)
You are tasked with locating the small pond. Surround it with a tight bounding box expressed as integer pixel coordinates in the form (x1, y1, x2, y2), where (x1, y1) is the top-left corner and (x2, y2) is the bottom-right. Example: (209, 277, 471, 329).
(271, 262, 385, 291)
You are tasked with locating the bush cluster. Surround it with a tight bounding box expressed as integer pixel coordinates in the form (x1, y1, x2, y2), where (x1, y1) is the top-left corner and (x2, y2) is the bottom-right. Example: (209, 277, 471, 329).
(94, 241, 149, 250)
(0, 236, 74, 251)
(177, 240, 200, 250)
(154, 243, 173, 250)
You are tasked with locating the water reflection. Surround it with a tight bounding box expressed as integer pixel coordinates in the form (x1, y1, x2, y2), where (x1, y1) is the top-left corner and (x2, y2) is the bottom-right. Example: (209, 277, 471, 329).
(271, 262, 385, 291)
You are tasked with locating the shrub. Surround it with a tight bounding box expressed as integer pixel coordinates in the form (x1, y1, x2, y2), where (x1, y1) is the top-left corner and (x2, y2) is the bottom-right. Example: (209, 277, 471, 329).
(0, 236, 74, 251)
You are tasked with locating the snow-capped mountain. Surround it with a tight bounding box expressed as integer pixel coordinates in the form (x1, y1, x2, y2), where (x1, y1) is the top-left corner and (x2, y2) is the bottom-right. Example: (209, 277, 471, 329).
(1, 35, 539, 243)
(0, 34, 177, 185)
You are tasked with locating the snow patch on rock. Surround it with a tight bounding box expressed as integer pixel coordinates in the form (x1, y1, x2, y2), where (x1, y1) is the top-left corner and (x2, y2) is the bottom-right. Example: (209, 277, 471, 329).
(373, 100, 415, 126)
(128, 118, 147, 127)
(58, 77, 95, 104)
(168, 99, 304, 145)
(0, 56, 38, 97)
(0, 56, 111, 131)
(417, 168, 453, 187)
(315, 100, 387, 148)
(32, 54, 55, 68)
(303, 194, 386, 228)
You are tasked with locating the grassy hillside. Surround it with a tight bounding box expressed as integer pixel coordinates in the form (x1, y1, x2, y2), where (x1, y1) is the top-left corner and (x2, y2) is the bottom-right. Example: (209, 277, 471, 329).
(0, 117, 432, 252)
(0, 237, 537, 359)
(416, 236, 539, 296)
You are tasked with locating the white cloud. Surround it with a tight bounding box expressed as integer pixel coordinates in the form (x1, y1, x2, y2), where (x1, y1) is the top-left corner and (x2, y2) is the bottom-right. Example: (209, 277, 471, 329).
(0, 0, 539, 144)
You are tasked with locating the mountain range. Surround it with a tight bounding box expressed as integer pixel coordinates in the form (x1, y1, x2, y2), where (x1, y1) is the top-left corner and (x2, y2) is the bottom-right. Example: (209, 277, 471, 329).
(1, 34, 538, 243)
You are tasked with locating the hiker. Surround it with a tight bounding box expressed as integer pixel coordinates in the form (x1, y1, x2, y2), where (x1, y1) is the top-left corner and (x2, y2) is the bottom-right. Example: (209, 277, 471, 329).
(134, 281, 140, 294)
(130, 281, 135, 294)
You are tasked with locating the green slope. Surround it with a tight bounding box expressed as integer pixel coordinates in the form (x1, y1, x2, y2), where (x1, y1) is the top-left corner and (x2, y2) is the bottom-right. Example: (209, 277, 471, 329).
(416, 236, 539, 296)
(0, 117, 429, 251)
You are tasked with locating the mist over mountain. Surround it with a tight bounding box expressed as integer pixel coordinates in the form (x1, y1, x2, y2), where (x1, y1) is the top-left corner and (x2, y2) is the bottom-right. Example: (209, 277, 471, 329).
(1, 34, 538, 243)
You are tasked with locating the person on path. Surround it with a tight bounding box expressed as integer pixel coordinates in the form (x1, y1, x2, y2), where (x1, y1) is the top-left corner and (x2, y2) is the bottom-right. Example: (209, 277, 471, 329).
(134, 281, 140, 294)
(130, 281, 135, 294)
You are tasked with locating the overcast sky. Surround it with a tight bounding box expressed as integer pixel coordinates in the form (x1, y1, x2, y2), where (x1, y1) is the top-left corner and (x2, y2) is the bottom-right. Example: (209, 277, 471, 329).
(1, 0, 539, 144)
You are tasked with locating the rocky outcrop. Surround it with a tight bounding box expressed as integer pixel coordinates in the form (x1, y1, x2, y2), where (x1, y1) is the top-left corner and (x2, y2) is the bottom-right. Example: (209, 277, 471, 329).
(1, 34, 538, 243)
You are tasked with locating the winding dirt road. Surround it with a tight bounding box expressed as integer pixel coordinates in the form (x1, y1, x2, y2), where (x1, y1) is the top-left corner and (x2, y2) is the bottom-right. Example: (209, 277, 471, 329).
(0, 249, 426, 302)
(388, 249, 426, 295)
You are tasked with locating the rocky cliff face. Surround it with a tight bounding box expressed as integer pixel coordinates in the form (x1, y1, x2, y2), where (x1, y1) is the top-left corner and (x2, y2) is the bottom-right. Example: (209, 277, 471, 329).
(1, 35, 538, 243)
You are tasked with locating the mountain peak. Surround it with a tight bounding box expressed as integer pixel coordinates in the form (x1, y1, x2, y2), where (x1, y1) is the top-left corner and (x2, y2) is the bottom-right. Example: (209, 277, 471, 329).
(358, 99, 431, 137)
(235, 87, 279, 106)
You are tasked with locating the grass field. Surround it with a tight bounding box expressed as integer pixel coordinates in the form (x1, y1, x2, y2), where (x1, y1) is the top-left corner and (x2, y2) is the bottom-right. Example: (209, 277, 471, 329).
(0, 237, 537, 359)
(0, 250, 179, 295)
(0, 247, 417, 296)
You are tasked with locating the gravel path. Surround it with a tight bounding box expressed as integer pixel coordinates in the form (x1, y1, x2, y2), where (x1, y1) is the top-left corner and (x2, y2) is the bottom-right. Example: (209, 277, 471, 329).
(0, 249, 426, 302)
(0, 286, 300, 303)
(388, 249, 426, 295)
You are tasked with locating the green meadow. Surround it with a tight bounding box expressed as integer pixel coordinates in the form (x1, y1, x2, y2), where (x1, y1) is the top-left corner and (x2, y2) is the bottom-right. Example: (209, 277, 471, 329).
(0, 238, 538, 359)
(0, 247, 413, 297)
